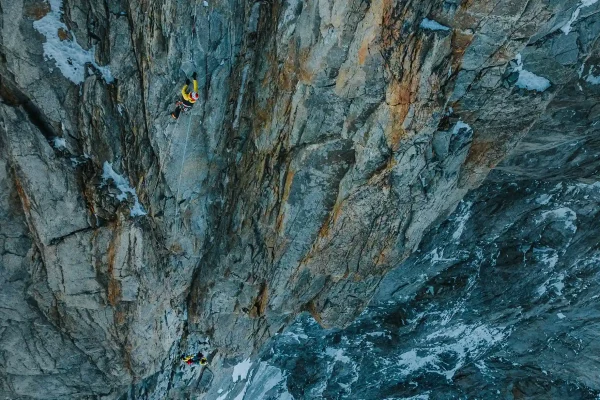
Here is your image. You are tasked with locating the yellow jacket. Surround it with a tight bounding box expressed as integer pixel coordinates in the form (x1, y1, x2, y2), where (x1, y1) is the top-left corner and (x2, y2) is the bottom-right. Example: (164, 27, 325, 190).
(182, 79, 199, 103)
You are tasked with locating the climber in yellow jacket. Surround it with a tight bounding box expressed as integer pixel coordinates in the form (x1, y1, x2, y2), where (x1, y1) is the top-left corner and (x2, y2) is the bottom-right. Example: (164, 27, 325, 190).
(170, 72, 199, 119)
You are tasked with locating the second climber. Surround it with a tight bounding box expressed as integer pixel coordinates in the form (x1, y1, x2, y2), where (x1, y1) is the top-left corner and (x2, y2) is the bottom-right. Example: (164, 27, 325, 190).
(170, 72, 199, 119)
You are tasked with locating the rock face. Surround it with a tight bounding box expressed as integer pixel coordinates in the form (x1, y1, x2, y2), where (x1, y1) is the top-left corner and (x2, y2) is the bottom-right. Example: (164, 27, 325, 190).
(0, 0, 598, 399)
(245, 178, 600, 400)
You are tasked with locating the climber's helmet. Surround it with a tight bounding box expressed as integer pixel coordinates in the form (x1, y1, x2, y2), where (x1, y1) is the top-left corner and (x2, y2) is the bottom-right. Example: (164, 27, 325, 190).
(191, 92, 199, 101)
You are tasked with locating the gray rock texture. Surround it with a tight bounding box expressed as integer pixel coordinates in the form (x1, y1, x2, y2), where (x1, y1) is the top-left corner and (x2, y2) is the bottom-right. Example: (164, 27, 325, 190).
(0, 0, 598, 398)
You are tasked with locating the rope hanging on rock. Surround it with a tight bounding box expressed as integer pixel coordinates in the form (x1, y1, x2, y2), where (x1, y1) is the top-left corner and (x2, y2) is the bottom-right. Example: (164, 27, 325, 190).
(173, 112, 193, 233)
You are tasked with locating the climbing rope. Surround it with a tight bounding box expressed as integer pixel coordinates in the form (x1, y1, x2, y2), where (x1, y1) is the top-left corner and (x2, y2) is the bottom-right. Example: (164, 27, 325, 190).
(173, 112, 193, 233)
(160, 119, 179, 170)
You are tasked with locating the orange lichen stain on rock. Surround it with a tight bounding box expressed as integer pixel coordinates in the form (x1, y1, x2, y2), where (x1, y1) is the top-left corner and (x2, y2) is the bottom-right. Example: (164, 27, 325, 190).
(276, 167, 295, 233)
(278, 40, 304, 91)
(115, 309, 127, 326)
(358, 34, 374, 65)
(382, 34, 425, 150)
(451, 30, 475, 59)
(13, 177, 31, 213)
(106, 230, 122, 306)
(24, 2, 50, 20)
(464, 139, 493, 168)
(293, 47, 315, 84)
(108, 279, 122, 307)
(356, 0, 386, 67)
(280, 40, 313, 87)
(169, 242, 183, 254)
(318, 200, 343, 238)
(385, 81, 413, 150)
(307, 300, 324, 326)
(247, 286, 268, 318)
(255, 104, 274, 136)
(374, 245, 392, 269)
(57, 28, 70, 41)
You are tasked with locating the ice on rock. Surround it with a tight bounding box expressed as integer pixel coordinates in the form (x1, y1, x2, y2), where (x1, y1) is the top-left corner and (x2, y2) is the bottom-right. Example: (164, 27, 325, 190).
(420, 18, 451, 31)
(513, 54, 551, 92)
(102, 162, 147, 217)
(52, 137, 66, 149)
(561, 0, 600, 35)
(232, 358, 252, 382)
(33, 0, 114, 84)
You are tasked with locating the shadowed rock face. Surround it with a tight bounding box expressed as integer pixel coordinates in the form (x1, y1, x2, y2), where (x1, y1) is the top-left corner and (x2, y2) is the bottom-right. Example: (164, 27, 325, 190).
(232, 39, 600, 399)
(0, 0, 598, 398)
(245, 179, 600, 399)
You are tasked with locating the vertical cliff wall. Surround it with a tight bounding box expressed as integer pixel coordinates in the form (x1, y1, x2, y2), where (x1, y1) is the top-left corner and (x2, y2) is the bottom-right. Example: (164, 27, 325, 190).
(0, 0, 598, 398)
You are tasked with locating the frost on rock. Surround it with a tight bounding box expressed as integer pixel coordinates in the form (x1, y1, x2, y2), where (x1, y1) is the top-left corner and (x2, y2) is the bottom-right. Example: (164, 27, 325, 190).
(102, 162, 147, 217)
(538, 207, 577, 233)
(33, 0, 114, 84)
(394, 324, 508, 380)
(420, 18, 451, 31)
(561, 0, 600, 35)
(513, 54, 551, 92)
(238, 363, 293, 400)
(451, 201, 473, 241)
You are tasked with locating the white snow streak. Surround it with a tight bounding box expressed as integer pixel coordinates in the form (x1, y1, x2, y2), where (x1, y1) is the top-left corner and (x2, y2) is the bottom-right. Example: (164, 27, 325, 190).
(232, 358, 252, 382)
(101, 162, 146, 217)
(33, 0, 114, 84)
(420, 18, 451, 31)
(52, 137, 66, 149)
(514, 54, 551, 92)
(452, 120, 473, 135)
(561, 0, 599, 35)
(452, 201, 473, 241)
(393, 324, 507, 380)
(325, 347, 351, 364)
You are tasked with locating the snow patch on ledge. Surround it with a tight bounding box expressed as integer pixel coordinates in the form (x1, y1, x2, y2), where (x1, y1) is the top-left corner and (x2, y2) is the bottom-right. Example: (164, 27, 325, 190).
(52, 137, 66, 149)
(33, 0, 114, 84)
(394, 323, 508, 380)
(452, 120, 473, 135)
(102, 162, 146, 217)
(538, 207, 577, 233)
(420, 18, 450, 31)
(232, 358, 252, 382)
(514, 54, 551, 92)
(585, 66, 600, 85)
